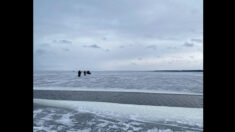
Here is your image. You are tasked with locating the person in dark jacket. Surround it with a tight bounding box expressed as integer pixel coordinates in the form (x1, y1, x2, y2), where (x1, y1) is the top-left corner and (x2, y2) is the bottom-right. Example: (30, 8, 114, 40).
(78, 70, 81, 77)
(84, 71, 87, 76)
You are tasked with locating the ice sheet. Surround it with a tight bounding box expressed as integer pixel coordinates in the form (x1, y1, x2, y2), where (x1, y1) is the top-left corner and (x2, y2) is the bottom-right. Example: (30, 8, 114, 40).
(34, 99, 203, 127)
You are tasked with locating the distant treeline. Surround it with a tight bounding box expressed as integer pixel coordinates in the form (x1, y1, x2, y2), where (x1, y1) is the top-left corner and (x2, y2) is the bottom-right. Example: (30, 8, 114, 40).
(152, 70, 203, 72)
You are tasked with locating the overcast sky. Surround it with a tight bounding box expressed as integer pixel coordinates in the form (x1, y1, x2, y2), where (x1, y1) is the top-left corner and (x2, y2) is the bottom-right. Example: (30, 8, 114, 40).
(34, 0, 203, 71)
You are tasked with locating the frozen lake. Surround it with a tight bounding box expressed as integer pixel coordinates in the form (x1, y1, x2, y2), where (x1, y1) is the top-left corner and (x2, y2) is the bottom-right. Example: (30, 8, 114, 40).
(34, 71, 203, 94)
(33, 71, 203, 132)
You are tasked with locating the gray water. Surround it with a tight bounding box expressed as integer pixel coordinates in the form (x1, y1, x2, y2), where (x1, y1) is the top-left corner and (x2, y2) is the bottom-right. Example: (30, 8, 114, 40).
(34, 71, 203, 94)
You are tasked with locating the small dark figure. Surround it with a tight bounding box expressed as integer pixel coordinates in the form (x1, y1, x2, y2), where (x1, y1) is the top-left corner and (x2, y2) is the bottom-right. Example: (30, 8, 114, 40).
(78, 70, 81, 77)
(87, 71, 91, 74)
(84, 71, 87, 76)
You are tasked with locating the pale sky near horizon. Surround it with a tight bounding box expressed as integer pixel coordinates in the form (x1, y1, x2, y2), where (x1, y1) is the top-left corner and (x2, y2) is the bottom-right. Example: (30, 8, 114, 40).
(34, 0, 203, 71)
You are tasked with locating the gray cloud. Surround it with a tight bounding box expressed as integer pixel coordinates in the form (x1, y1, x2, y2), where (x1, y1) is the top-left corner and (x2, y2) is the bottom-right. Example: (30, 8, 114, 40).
(191, 38, 202, 43)
(183, 42, 194, 47)
(53, 39, 72, 44)
(102, 37, 107, 41)
(83, 44, 101, 49)
(119, 45, 125, 48)
(166, 46, 177, 50)
(63, 48, 70, 51)
(35, 49, 47, 56)
(61, 40, 72, 44)
(40, 43, 50, 47)
(131, 62, 137, 65)
(146, 45, 157, 50)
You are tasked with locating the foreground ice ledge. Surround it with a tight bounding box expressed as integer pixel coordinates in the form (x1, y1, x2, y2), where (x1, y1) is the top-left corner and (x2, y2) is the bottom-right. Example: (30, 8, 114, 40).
(34, 99, 203, 128)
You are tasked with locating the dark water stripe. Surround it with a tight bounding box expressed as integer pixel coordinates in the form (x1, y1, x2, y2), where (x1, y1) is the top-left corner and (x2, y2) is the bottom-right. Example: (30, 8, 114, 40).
(33, 90, 203, 108)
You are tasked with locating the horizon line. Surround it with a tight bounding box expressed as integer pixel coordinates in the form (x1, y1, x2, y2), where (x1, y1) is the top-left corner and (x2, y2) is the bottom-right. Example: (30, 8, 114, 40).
(34, 69, 203, 72)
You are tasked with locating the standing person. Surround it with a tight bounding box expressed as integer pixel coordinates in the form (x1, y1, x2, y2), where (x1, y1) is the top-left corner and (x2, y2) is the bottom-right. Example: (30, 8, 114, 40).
(78, 70, 81, 77)
(84, 71, 87, 76)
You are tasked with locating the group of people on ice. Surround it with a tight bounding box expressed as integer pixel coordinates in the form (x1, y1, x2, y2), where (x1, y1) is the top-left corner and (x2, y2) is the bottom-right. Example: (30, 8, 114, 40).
(78, 70, 91, 77)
